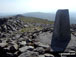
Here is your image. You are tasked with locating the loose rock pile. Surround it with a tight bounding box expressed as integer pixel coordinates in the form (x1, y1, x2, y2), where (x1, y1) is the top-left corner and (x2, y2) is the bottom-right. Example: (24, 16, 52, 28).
(0, 16, 76, 57)
(0, 17, 55, 57)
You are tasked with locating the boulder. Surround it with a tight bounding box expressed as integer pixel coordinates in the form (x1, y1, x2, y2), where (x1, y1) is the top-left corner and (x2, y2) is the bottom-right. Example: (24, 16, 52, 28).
(19, 41, 26, 46)
(19, 46, 34, 52)
(34, 47, 45, 54)
(44, 53, 54, 57)
(18, 51, 39, 57)
(9, 45, 17, 53)
(39, 55, 45, 57)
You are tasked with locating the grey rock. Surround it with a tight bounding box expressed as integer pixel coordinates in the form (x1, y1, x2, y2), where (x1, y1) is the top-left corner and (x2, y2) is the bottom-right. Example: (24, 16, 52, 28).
(0, 42, 8, 47)
(34, 47, 45, 54)
(44, 53, 54, 57)
(18, 51, 39, 57)
(24, 24, 29, 27)
(0, 39, 8, 47)
(38, 43, 50, 48)
(39, 55, 45, 57)
(15, 34, 21, 38)
(38, 32, 52, 45)
(72, 32, 76, 36)
(19, 41, 26, 46)
(19, 46, 34, 52)
(9, 45, 17, 53)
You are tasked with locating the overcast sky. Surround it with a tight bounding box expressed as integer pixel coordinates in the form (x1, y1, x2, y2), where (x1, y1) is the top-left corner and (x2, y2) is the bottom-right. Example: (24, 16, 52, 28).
(0, 0, 76, 14)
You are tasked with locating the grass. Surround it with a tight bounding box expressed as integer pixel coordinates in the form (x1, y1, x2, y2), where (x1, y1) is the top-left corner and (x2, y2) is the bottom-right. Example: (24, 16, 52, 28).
(20, 26, 43, 32)
(19, 17, 54, 24)
(19, 16, 54, 32)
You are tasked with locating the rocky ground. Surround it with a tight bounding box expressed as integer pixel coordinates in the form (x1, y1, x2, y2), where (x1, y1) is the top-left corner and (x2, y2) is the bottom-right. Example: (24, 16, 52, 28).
(0, 16, 76, 57)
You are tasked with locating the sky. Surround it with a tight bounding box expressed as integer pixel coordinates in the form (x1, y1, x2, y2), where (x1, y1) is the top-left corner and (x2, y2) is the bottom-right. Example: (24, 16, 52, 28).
(0, 0, 76, 14)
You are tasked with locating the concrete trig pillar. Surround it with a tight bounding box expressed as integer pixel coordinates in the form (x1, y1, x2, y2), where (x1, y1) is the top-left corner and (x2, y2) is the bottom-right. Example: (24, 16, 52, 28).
(51, 9, 71, 52)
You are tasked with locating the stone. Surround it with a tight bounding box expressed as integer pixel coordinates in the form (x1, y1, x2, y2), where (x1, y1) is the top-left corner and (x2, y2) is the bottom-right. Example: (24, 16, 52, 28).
(18, 51, 39, 57)
(15, 34, 21, 38)
(44, 53, 54, 57)
(39, 55, 45, 57)
(38, 32, 52, 45)
(70, 29, 74, 32)
(24, 24, 29, 27)
(0, 43, 8, 47)
(38, 43, 50, 48)
(19, 41, 26, 46)
(19, 46, 34, 52)
(51, 9, 71, 52)
(34, 42, 50, 48)
(6, 52, 17, 57)
(72, 32, 76, 36)
(0, 40, 2, 43)
(35, 47, 45, 54)
(13, 43, 19, 50)
(9, 45, 17, 53)
(27, 46, 34, 51)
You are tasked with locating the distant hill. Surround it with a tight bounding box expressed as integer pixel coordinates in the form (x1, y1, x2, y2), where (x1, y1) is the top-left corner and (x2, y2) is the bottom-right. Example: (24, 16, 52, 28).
(23, 12, 55, 21)
(0, 12, 76, 24)
(0, 13, 17, 18)
(70, 12, 76, 24)
(23, 12, 76, 24)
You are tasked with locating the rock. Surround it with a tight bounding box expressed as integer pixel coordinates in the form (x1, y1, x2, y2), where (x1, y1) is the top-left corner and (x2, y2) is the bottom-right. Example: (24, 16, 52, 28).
(44, 53, 54, 57)
(12, 37, 16, 40)
(0, 33, 6, 38)
(74, 33, 76, 36)
(38, 32, 52, 45)
(9, 25, 16, 31)
(34, 42, 50, 48)
(0, 40, 2, 43)
(0, 43, 8, 47)
(9, 45, 17, 53)
(19, 46, 34, 52)
(26, 39, 32, 43)
(19, 46, 28, 52)
(4, 41, 18, 52)
(19, 41, 26, 46)
(26, 42, 34, 46)
(38, 43, 50, 48)
(72, 32, 76, 36)
(24, 24, 29, 27)
(70, 29, 74, 32)
(15, 34, 21, 38)
(18, 38, 24, 42)
(18, 51, 39, 57)
(51, 9, 71, 52)
(6, 39, 11, 43)
(27, 46, 34, 51)
(0, 17, 26, 34)
(13, 43, 19, 50)
(34, 47, 45, 54)
(6, 52, 17, 57)
(71, 24, 76, 30)
(39, 55, 45, 57)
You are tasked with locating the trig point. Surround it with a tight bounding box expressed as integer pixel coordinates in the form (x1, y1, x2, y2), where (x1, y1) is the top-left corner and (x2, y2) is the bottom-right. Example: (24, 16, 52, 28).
(51, 9, 71, 52)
